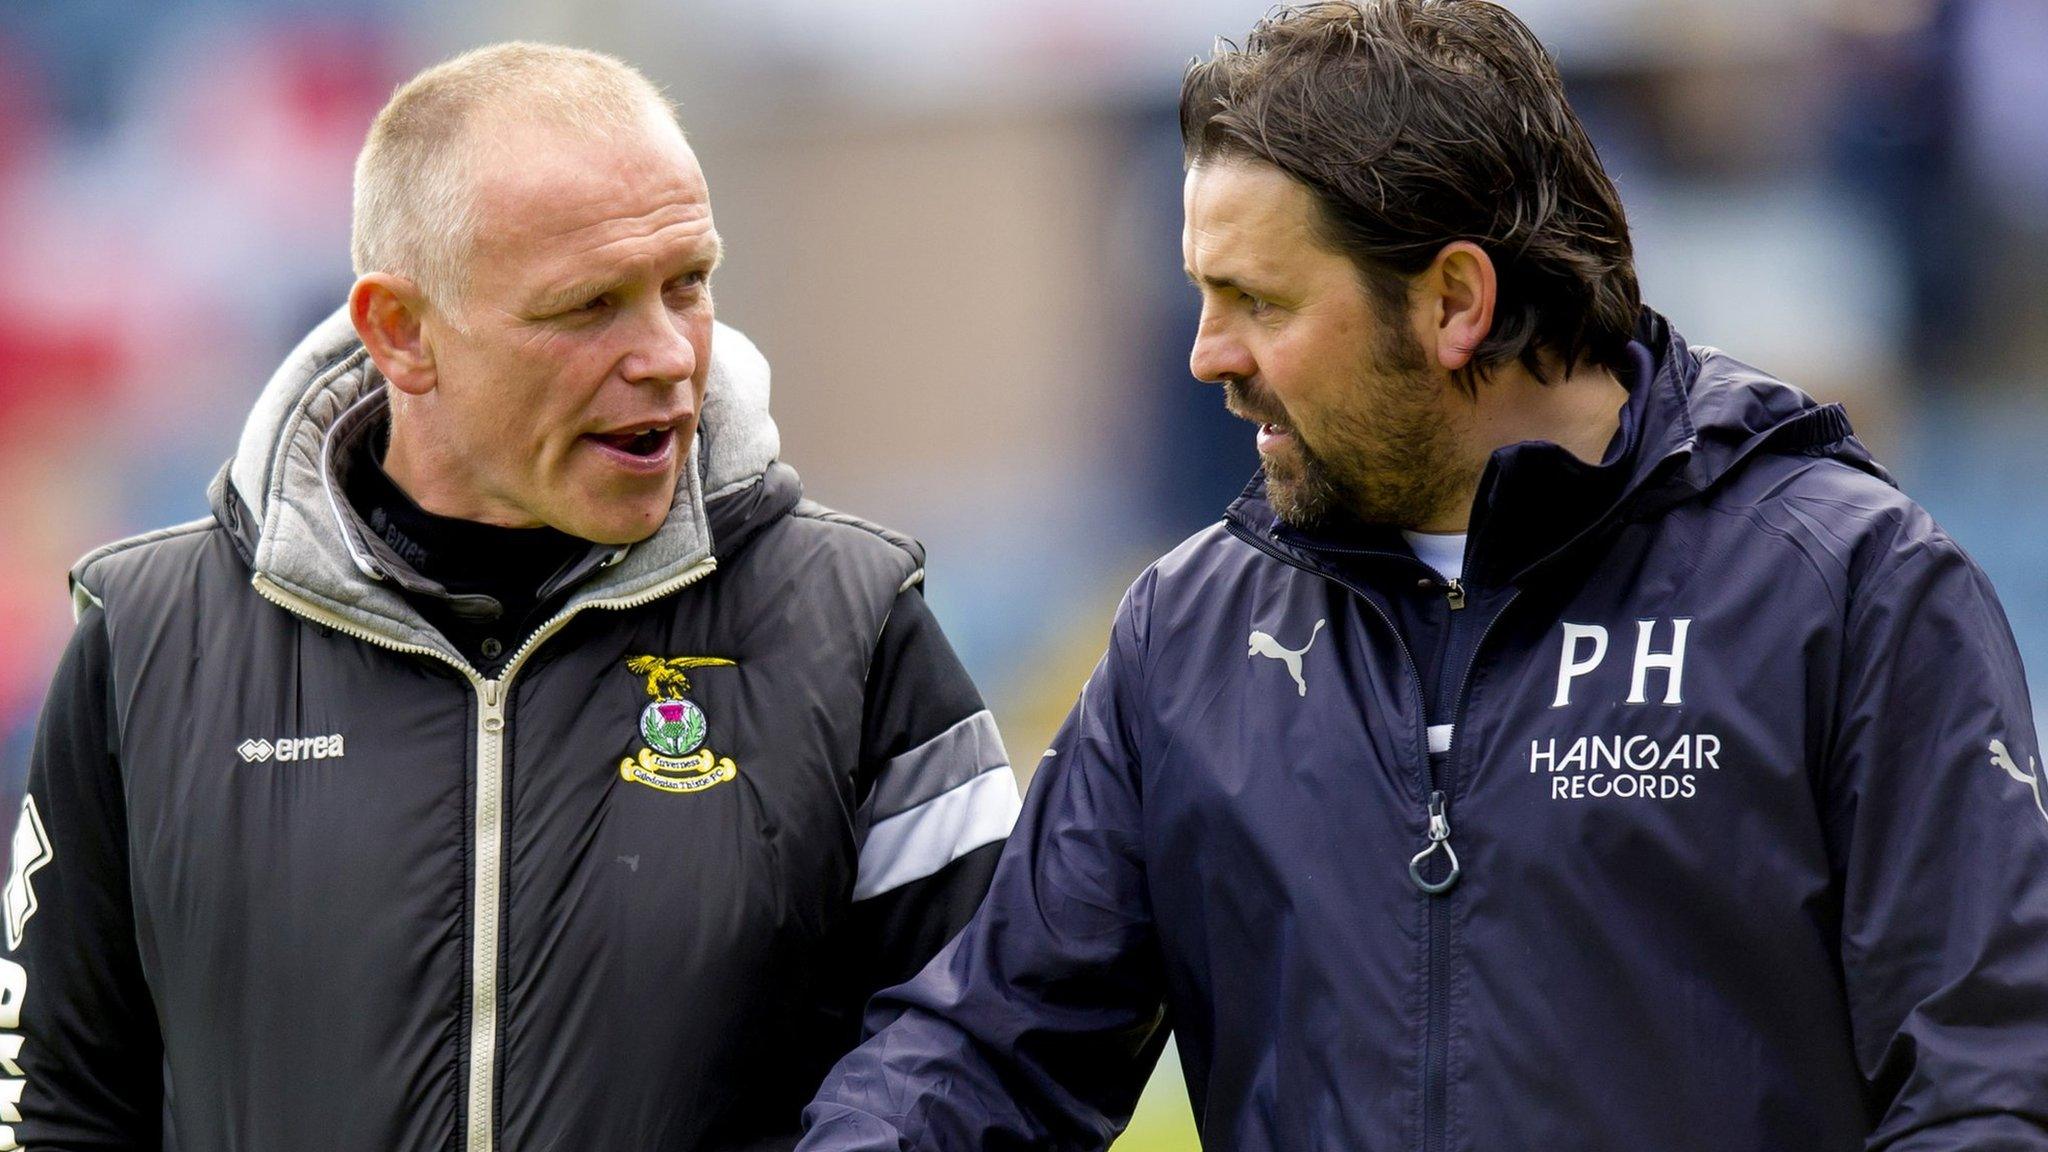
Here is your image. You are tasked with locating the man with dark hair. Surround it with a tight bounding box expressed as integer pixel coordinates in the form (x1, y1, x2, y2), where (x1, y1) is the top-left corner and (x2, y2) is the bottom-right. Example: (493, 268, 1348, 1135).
(796, 2, 2048, 1149)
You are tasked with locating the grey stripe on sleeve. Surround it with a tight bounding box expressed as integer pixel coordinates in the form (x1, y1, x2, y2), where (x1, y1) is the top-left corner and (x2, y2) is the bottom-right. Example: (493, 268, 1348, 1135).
(865, 709, 1009, 821)
(854, 766, 1018, 901)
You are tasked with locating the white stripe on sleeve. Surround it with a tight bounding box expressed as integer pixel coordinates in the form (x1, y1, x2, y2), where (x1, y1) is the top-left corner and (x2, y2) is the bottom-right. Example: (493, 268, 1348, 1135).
(853, 765, 1019, 901)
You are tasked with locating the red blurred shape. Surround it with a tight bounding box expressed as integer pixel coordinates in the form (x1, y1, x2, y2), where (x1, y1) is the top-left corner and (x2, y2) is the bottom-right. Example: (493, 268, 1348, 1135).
(0, 315, 122, 424)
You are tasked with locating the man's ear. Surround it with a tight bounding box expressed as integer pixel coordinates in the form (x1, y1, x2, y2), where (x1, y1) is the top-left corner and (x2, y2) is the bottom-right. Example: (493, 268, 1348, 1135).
(349, 274, 438, 396)
(1420, 241, 1497, 375)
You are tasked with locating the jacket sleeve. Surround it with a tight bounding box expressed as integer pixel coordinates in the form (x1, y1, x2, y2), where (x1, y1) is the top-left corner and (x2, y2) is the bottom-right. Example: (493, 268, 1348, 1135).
(1824, 529, 2048, 1148)
(5, 604, 163, 1150)
(800, 575, 1171, 1152)
(840, 586, 1019, 1005)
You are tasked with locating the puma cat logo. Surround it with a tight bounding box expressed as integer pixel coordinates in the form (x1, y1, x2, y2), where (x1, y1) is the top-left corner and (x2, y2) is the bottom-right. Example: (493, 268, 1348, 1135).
(1989, 738, 2048, 826)
(1249, 619, 1326, 697)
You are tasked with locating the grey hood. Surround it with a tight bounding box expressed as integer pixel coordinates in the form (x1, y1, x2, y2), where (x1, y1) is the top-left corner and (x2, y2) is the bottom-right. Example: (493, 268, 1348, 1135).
(207, 304, 781, 661)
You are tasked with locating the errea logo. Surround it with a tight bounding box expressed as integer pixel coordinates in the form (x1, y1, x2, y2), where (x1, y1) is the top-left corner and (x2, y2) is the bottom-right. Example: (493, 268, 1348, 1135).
(238, 734, 346, 763)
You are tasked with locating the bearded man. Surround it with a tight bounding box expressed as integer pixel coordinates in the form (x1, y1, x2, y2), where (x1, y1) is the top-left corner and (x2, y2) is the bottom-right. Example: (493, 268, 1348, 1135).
(798, 3, 2048, 1149)
(5, 43, 1018, 1151)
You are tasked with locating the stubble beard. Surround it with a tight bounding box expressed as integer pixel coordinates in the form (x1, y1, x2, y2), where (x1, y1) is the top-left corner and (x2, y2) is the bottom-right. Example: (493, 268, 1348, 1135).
(1239, 337, 1477, 532)
(1259, 432, 1345, 527)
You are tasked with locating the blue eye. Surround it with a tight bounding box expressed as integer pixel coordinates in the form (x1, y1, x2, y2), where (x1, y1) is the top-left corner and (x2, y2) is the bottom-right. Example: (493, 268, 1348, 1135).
(664, 272, 710, 307)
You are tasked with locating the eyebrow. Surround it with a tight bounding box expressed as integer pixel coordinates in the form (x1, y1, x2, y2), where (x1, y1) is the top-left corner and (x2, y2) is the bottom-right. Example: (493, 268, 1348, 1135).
(533, 278, 622, 315)
(1184, 266, 1249, 293)
(533, 236, 725, 315)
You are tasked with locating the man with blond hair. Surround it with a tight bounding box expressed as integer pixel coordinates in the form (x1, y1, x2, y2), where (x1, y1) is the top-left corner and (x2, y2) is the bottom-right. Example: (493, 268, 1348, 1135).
(5, 43, 1018, 1151)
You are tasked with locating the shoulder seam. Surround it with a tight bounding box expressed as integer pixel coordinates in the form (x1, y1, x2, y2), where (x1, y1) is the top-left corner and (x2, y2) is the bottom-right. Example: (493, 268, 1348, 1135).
(1696, 502, 1850, 619)
(73, 516, 217, 573)
(70, 517, 220, 617)
(788, 501, 925, 583)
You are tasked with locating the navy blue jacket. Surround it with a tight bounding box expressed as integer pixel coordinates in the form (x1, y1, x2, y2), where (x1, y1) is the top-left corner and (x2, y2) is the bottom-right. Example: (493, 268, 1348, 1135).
(798, 313, 2048, 1151)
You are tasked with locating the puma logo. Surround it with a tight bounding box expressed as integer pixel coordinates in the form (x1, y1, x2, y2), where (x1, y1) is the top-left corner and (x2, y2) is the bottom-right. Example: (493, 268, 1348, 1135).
(1989, 739, 2048, 825)
(1248, 619, 1326, 697)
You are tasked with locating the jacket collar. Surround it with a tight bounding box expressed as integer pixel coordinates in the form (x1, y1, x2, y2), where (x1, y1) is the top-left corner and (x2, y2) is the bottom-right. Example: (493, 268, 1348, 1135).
(214, 306, 785, 660)
(1226, 308, 1889, 590)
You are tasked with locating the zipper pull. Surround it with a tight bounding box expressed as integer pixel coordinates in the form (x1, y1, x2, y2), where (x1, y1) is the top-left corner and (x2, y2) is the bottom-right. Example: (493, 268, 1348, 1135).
(1444, 579, 1466, 611)
(1408, 789, 1461, 895)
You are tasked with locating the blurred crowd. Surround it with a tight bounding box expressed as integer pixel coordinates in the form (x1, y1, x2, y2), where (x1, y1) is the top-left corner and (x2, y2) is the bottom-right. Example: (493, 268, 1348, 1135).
(1, 1, 2043, 1144)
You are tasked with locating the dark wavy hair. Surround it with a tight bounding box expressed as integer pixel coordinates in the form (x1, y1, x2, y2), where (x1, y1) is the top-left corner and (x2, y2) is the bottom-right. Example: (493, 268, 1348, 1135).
(1181, 0, 1640, 390)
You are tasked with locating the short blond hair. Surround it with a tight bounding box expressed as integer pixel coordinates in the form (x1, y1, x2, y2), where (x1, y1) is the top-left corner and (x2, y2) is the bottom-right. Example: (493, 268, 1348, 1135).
(351, 42, 679, 309)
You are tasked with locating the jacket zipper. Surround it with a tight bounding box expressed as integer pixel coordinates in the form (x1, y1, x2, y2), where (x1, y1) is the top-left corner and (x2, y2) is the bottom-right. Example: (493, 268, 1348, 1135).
(469, 678, 507, 1152)
(1412, 576, 1465, 894)
(1419, 585, 1519, 1152)
(251, 558, 717, 1152)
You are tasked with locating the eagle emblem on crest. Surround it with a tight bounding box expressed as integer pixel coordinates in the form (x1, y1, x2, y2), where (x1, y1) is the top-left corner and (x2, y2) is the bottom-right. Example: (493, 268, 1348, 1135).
(620, 655, 740, 794)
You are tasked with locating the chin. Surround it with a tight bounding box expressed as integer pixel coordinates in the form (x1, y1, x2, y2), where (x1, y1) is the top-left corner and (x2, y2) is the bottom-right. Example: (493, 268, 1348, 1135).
(1263, 453, 1343, 529)
(1265, 484, 1326, 529)
(545, 462, 681, 543)
(546, 497, 671, 546)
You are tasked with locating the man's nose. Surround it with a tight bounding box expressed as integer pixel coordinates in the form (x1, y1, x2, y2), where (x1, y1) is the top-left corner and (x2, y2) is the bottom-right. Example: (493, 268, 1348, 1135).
(1188, 312, 1253, 385)
(621, 300, 698, 386)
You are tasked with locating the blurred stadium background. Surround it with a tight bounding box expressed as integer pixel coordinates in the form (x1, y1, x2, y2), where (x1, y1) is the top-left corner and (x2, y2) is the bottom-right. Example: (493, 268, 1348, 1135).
(1, 1, 2043, 1147)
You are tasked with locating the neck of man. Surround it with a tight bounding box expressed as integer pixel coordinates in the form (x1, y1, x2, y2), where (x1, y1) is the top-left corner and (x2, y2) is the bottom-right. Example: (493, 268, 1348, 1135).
(346, 413, 591, 605)
(1412, 355, 1630, 534)
(382, 397, 544, 529)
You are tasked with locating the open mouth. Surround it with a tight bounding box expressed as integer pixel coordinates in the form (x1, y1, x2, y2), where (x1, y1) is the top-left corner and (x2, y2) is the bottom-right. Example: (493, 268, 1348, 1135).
(1255, 422, 1295, 453)
(594, 427, 671, 457)
(585, 424, 678, 469)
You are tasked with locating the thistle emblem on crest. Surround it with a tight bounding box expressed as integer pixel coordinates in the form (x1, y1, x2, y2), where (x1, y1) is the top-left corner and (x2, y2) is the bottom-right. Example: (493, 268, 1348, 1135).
(620, 655, 740, 794)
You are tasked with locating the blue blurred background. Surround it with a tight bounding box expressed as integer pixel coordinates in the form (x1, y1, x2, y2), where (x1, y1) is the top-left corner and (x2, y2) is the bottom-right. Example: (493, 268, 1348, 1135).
(1, 1, 2043, 1145)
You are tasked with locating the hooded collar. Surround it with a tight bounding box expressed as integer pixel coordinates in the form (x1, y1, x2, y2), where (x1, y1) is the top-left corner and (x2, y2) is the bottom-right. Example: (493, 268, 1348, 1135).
(212, 305, 788, 663)
(1226, 308, 1890, 590)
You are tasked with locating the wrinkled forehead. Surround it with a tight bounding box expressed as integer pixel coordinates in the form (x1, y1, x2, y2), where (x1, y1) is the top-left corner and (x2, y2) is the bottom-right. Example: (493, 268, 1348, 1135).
(456, 112, 713, 269)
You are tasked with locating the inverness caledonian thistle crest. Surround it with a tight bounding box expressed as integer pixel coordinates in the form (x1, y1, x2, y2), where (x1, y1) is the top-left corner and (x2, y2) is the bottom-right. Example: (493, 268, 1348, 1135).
(620, 654, 741, 794)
